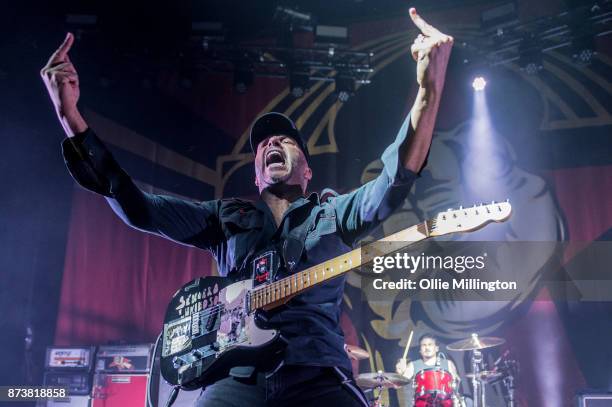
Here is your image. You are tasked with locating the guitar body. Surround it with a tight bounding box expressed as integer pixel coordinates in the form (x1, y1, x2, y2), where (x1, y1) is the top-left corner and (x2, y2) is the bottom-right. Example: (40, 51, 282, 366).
(159, 277, 284, 390)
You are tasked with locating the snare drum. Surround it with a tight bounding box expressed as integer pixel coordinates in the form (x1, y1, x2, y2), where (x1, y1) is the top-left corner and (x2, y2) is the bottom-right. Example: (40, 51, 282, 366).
(413, 368, 454, 407)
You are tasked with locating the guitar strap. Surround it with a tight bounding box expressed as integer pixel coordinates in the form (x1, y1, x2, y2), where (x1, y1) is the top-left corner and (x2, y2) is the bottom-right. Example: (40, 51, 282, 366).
(246, 200, 314, 284)
(280, 203, 313, 275)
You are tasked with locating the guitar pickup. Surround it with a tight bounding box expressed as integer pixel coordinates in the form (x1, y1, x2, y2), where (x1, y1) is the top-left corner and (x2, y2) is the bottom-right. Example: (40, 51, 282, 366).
(190, 309, 222, 339)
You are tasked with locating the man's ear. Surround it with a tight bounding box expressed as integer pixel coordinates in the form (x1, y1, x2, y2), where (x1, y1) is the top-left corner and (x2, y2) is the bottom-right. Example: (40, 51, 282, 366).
(304, 166, 313, 181)
(254, 176, 259, 188)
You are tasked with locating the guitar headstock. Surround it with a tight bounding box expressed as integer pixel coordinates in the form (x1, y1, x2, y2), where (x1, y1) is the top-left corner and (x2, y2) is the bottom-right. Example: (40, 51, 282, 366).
(429, 201, 512, 237)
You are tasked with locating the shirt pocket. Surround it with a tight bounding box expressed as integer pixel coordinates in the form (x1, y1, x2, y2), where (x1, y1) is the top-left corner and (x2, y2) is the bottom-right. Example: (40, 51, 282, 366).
(305, 211, 337, 250)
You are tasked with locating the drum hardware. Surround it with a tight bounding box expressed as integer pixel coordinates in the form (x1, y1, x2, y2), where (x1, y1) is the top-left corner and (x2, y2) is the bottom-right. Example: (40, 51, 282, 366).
(446, 334, 506, 352)
(447, 333, 506, 407)
(472, 348, 484, 407)
(496, 355, 519, 407)
(465, 370, 503, 382)
(356, 371, 411, 407)
(356, 371, 411, 389)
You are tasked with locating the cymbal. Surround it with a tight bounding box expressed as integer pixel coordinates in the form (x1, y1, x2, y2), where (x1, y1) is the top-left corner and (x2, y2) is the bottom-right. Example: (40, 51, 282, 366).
(446, 334, 505, 351)
(356, 372, 411, 389)
(345, 345, 370, 360)
(465, 370, 502, 382)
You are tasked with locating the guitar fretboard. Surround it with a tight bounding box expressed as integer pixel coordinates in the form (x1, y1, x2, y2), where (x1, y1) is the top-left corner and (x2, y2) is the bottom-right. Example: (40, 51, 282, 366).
(247, 221, 431, 312)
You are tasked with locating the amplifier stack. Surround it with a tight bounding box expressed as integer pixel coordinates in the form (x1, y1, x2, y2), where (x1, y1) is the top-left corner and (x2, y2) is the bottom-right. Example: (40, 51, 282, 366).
(42, 347, 95, 407)
(40, 344, 154, 407)
(91, 344, 153, 407)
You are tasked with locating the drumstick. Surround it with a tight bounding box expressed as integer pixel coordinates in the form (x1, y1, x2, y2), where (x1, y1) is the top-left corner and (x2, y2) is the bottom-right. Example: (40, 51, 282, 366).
(402, 330, 414, 360)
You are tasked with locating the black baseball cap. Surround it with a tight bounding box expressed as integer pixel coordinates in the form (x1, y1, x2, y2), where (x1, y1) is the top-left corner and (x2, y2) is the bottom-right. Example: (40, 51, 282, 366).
(250, 112, 311, 164)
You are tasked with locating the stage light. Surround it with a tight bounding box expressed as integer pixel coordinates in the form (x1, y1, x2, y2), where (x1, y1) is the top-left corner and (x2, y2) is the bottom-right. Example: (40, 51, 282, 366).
(462, 76, 509, 198)
(518, 39, 543, 76)
(573, 48, 594, 65)
(472, 77, 487, 91)
(335, 75, 356, 103)
(289, 69, 310, 99)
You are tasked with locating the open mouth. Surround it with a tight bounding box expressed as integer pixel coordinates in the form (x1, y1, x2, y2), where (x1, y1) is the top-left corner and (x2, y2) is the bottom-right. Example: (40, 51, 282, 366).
(265, 149, 286, 169)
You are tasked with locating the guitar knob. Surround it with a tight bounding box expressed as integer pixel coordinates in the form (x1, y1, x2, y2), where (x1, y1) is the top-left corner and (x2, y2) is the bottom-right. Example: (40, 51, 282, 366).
(192, 350, 203, 359)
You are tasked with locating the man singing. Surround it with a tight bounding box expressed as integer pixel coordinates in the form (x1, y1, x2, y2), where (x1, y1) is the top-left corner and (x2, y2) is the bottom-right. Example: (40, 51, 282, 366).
(41, 8, 453, 407)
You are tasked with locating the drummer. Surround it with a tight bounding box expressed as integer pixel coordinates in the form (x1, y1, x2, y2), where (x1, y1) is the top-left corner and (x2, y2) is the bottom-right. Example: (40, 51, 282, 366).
(395, 333, 459, 381)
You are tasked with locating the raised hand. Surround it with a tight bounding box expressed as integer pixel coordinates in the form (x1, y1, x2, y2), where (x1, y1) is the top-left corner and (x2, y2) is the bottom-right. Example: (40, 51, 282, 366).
(40, 33, 87, 137)
(396, 358, 408, 375)
(409, 8, 453, 93)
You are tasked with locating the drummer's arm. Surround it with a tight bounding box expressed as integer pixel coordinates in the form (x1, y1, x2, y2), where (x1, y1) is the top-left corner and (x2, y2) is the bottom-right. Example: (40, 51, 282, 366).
(404, 362, 415, 379)
(395, 359, 414, 379)
(448, 360, 460, 381)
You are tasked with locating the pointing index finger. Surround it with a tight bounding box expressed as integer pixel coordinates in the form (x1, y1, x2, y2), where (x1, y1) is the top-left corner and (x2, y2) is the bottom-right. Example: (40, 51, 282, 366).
(56, 33, 74, 60)
(47, 33, 74, 66)
(409, 8, 440, 37)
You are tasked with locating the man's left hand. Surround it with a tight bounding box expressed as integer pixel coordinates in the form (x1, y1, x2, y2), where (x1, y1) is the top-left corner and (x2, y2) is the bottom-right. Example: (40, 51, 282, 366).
(409, 7, 454, 93)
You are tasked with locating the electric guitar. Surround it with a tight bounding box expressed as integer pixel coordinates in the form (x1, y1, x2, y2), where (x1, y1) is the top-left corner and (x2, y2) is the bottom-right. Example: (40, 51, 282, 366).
(159, 201, 512, 389)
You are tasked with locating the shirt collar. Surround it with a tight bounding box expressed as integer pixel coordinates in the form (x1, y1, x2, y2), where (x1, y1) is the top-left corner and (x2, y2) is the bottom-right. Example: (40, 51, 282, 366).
(254, 191, 320, 218)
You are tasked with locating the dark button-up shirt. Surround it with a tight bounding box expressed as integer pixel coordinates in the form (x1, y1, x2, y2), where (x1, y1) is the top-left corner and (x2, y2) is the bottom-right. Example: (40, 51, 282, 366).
(62, 113, 417, 373)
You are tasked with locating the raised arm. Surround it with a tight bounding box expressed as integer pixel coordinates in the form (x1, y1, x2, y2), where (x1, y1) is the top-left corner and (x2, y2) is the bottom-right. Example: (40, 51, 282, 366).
(396, 358, 415, 379)
(403, 7, 453, 172)
(42, 33, 224, 250)
(331, 8, 453, 246)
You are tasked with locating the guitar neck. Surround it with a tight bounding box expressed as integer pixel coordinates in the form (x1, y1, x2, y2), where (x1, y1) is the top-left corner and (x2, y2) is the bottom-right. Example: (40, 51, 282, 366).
(248, 221, 431, 312)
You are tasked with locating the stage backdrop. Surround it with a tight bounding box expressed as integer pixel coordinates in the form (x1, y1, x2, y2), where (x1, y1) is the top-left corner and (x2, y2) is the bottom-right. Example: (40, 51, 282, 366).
(54, 3, 612, 406)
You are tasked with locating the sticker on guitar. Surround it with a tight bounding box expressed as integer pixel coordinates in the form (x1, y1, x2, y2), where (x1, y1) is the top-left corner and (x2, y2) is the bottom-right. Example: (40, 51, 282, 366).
(175, 284, 220, 318)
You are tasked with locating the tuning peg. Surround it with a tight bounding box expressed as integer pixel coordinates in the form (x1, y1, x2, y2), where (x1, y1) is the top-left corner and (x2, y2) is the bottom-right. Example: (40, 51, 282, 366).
(506, 198, 510, 202)
(491, 200, 496, 204)
(459, 205, 463, 210)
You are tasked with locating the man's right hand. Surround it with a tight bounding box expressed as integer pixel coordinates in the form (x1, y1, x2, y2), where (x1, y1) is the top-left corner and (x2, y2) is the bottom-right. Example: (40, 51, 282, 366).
(396, 358, 408, 375)
(40, 32, 87, 137)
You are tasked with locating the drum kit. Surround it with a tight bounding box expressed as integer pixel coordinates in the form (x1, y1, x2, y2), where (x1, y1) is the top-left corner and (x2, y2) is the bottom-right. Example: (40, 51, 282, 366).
(349, 333, 519, 407)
